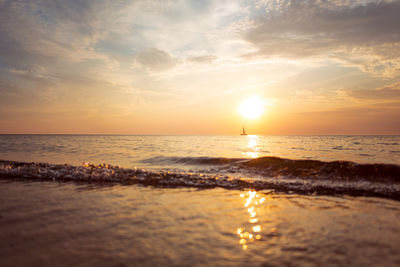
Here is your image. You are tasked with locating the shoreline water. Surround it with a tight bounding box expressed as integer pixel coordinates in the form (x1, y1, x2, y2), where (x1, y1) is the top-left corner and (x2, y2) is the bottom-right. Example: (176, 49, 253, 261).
(1, 156, 399, 201)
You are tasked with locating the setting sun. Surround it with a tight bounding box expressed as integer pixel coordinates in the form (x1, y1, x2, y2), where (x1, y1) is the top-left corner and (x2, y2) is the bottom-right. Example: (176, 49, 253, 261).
(238, 96, 265, 120)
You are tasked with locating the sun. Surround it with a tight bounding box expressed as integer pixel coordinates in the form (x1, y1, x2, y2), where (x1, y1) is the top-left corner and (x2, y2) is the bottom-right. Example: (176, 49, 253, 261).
(238, 96, 264, 120)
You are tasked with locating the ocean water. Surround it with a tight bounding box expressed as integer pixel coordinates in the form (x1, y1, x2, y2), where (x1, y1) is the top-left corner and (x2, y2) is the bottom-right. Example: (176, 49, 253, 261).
(0, 135, 400, 266)
(1, 135, 400, 167)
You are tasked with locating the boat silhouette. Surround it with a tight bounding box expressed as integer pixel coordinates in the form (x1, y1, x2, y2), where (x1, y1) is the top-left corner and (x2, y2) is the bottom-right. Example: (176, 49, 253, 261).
(240, 126, 247, 135)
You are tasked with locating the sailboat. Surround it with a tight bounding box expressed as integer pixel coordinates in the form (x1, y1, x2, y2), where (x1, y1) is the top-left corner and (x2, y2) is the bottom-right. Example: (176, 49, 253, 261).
(240, 126, 247, 135)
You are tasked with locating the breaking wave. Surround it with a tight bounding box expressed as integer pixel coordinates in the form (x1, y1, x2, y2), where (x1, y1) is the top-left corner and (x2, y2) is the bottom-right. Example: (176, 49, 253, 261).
(1, 157, 400, 200)
(237, 157, 400, 183)
(140, 156, 245, 165)
(142, 156, 400, 183)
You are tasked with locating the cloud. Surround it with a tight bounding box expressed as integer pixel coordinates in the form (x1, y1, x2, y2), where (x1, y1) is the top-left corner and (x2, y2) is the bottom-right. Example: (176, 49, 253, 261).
(135, 48, 177, 71)
(245, 0, 400, 76)
(340, 82, 400, 99)
(0, 0, 109, 66)
(1, 0, 399, 134)
(186, 55, 217, 64)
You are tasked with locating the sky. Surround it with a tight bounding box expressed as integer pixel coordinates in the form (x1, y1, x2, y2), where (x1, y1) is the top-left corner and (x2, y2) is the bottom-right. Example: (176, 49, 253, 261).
(0, 0, 400, 134)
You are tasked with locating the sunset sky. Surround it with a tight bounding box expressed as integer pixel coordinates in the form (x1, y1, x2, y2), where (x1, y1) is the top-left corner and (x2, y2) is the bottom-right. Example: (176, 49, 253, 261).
(0, 0, 399, 134)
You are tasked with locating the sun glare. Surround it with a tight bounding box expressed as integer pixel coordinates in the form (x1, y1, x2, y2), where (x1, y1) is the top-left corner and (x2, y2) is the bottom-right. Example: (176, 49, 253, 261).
(238, 96, 265, 119)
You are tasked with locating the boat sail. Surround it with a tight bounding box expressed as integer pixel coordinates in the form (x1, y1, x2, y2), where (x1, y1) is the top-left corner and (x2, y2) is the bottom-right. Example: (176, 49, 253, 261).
(240, 126, 247, 135)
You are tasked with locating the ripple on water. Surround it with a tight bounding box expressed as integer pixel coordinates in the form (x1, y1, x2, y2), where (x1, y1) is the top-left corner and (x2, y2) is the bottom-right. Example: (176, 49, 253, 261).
(0, 182, 400, 266)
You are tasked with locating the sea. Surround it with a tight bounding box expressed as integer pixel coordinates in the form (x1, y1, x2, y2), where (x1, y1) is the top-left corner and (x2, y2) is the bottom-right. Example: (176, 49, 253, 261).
(0, 135, 400, 266)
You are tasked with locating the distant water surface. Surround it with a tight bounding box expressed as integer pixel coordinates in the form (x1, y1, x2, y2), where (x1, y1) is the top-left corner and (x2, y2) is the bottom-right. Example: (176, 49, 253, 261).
(0, 135, 399, 167)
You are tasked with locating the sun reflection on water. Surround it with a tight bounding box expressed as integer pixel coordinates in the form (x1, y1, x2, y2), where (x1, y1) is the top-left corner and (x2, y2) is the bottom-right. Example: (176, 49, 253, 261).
(236, 190, 267, 250)
(243, 135, 259, 158)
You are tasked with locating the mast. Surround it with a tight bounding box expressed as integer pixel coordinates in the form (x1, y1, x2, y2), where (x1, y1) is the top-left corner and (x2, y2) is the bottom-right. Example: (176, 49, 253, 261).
(241, 125, 247, 135)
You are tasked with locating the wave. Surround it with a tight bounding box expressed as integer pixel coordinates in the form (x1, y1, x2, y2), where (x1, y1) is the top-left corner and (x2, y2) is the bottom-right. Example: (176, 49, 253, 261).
(238, 157, 400, 183)
(1, 158, 400, 200)
(142, 156, 400, 183)
(140, 156, 245, 165)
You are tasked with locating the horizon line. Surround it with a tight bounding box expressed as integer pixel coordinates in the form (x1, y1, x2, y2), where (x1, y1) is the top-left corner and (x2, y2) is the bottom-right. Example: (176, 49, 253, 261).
(0, 133, 399, 136)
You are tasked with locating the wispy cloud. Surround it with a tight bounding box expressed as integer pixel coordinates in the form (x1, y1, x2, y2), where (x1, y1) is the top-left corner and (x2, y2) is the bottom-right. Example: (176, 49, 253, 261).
(0, 0, 399, 133)
(340, 82, 400, 99)
(245, 0, 400, 76)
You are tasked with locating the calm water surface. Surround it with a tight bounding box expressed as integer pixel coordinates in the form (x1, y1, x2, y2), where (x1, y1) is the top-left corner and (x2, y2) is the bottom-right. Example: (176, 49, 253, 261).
(0, 135, 399, 167)
(0, 181, 399, 267)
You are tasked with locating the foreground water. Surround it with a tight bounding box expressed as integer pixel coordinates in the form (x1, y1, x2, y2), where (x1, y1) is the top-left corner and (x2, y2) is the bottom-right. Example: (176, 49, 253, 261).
(0, 135, 400, 266)
(1, 181, 399, 267)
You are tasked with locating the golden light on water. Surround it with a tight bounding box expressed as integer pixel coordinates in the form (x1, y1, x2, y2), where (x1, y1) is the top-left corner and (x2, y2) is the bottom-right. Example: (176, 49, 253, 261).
(236, 190, 269, 250)
(243, 135, 259, 158)
(238, 96, 265, 120)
